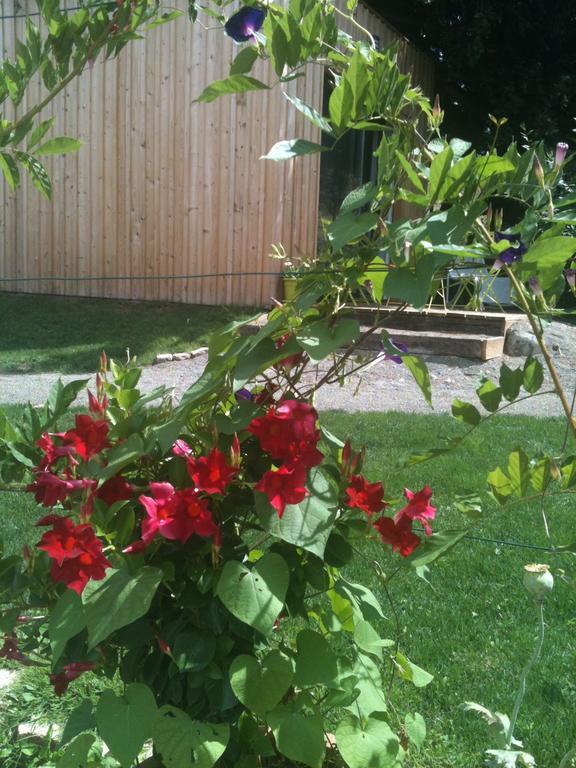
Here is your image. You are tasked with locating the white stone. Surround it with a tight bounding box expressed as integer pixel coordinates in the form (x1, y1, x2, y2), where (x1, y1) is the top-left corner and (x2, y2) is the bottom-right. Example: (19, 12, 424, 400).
(504, 326, 540, 357)
(172, 352, 191, 361)
(190, 347, 208, 357)
(0, 669, 19, 689)
(154, 354, 173, 364)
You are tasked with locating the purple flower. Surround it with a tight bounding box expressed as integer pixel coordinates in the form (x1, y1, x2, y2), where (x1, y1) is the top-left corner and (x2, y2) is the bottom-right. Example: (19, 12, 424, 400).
(224, 6, 266, 42)
(383, 340, 408, 365)
(235, 388, 254, 402)
(528, 276, 542, 297)
(493, 231, 527, 269)
(555, 142, 569, 168)
(564, 268, 575, 289)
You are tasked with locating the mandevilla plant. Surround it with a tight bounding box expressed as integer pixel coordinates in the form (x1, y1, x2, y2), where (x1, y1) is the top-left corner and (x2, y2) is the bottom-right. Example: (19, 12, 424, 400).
(1, 345, 441, 768)
(2, 0, 576, 765)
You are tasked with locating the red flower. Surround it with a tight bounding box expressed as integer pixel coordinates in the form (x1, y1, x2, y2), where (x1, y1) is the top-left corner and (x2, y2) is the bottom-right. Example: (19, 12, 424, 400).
(248, 400, 322, 467)
(36, 433, 77, 469)
(95, 476, 133, 507)
(187, 448, 238, 495)
(36, 516, 111, 594)
(26, 472, 94, 508)
(373, 516, 420, 557)
(255, 462, 308, 518)
(50, 661, 97, 696)
(395, 485, 436, 536)
(274, 334, 307, 372)
(0, 635, 31, 665)
(63, 415, 110, 461)
(139, 483, 219, 545)
(172, 439, 193, 457)
(345, 475, 386, 515)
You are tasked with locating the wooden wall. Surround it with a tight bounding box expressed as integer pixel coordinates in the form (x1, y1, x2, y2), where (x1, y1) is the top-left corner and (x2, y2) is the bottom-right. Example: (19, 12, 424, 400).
(0, 0, 433, 306)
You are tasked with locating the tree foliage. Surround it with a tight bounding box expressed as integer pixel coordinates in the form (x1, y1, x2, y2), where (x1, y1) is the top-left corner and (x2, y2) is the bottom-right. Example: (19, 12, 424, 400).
(376, 0, 576, 148)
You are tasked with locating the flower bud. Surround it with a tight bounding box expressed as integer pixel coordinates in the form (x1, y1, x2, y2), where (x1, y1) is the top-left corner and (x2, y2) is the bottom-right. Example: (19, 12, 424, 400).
(555, 142, 569, 169)
(528, 276, 542, 297)
(564, 268, 576, 289)
(523, 563, 553, 600)
(230, 434, 241, 469)
(533, 155, 545, 186)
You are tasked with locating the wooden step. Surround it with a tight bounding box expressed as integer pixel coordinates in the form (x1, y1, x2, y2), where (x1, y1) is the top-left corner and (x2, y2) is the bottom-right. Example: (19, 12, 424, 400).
(359, 327, 505, 360)
(347, 305, 519, 336)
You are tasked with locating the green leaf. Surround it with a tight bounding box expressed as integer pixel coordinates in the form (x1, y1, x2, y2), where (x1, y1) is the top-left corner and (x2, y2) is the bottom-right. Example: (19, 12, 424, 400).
(229, 650, 294, 717)
(27, 117, 55, 149)
(353, 620, 394, 658)
(334, 578, 385, 623)
(153, 706, 229, 768)
(93, 433, 145, 480)
(382, 253, 453, 309)
(283, 92, 333, 133)
(16, 151, 51, 198)
(146, 9, 183, 29)
(523, 357, 544, 394)
(500, 363, 524, 402)
(329, 77, 354, 133)
(507, 448, 531, 497)
(327, 211, 379, 253)
(476, 155, 515, 181)
(347, 653, 386, 715)
(405, 712, 426, 750)
(295, 629, 338, 687)
(35, 136, 82, 155)
(487, 466, 514, 504)
(395, 150, 425, 193)
(96, 684, 157, 768)
(56, 732, 95, 768)
(173, 630, 215, 673)
(0, 151, 20, 190)
(393, 652, 433, 687)
(403, 355, 432, 407)
(428, 146, 453, 204)
(451, 399, 481, 426)
(216, 552, 289, 636)
(260, 138, 325, 161)
(255, 467, 337, 557)
(517, 236, 576, 291)
(60, 700, 95, 747)
(477, 379, 502, 412)
(406, 529, 468, 568)
(335, 714, 400, 768)
(296, 318, 360, 361)
(82, 566, 162, 649)
(339, 182, 376, 214)
(229, 46, 259, 76)
(49, 589, 86, 664)
(196, 75, 269, 103)
(267, 695, 325, 768)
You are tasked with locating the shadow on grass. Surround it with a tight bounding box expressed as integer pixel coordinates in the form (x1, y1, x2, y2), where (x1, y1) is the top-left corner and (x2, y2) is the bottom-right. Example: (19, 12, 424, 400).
(0, 293, 257, 373)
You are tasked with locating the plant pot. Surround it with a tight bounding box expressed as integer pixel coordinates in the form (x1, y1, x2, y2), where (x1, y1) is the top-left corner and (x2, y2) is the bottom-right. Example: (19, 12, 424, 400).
(282, 276, 298, 301)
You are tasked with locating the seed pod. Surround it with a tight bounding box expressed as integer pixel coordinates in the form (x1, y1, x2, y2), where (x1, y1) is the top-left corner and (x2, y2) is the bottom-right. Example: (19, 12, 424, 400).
(523, 563, 554, 600)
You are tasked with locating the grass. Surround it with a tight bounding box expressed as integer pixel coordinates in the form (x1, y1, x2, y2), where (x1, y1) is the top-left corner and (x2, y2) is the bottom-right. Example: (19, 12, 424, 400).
(0, 292, 256, 374)
(321, 411, 576, 768)
(0, 410, 574, 766)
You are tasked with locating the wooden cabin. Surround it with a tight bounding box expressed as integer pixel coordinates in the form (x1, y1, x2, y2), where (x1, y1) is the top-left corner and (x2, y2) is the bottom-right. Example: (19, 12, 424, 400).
(0, 0, 433, 306)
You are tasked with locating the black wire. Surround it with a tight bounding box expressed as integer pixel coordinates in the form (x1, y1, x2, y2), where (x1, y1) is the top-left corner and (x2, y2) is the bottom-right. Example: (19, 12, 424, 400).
(0, 264, 490, 283)
(464, 533, 555, 553)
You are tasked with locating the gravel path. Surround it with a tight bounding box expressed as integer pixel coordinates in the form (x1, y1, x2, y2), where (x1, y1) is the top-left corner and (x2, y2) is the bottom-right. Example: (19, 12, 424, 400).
(1, 321, 574, 416)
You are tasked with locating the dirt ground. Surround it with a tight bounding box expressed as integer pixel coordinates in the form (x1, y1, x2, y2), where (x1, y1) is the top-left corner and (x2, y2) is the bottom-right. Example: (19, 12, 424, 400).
(1, 320, 574, 417)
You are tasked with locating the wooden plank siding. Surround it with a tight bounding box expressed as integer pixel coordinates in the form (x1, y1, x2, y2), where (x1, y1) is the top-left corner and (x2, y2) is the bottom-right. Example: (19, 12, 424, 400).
(0, 0, 433, 306)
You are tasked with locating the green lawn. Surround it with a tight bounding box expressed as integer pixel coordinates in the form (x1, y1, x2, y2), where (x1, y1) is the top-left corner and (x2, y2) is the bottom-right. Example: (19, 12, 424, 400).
(0, 293, 256, 373)
(0, 411, 574, 766)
